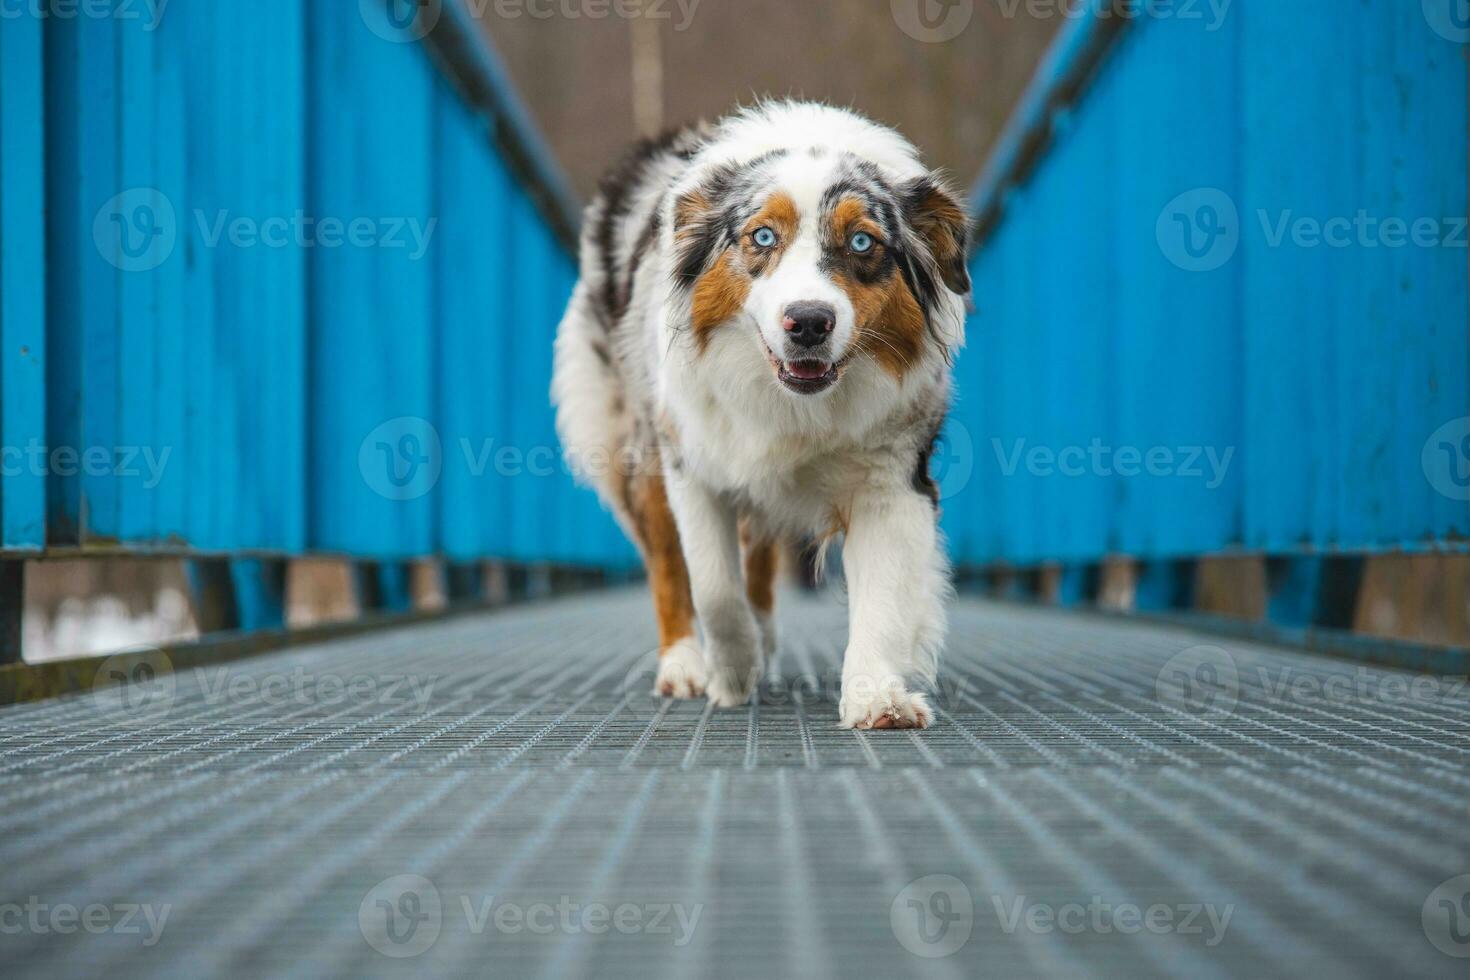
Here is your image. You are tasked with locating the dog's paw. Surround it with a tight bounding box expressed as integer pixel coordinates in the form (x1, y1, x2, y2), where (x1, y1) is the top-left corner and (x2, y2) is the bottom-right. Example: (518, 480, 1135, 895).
(654, 638, 707, 699)
(705, 666, 759, 708)
(840, 687, 932, 730)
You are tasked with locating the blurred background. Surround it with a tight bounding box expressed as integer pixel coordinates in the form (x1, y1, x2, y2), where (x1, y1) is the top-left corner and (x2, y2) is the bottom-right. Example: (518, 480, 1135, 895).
(10, 0, 1468, 660)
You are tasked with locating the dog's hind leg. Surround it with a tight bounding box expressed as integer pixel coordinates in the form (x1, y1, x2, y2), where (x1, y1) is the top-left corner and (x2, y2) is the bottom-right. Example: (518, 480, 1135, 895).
(629, 472, 705, 698)
(740, 523, 779, 662)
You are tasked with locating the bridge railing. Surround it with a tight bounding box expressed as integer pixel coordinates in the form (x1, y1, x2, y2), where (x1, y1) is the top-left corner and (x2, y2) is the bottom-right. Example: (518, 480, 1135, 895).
(0, 0, 635, 655)
(943, 0, 1468, 621)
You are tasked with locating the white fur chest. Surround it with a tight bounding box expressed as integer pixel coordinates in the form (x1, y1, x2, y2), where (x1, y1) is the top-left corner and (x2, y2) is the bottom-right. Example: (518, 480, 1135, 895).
(658, 329, 929, 533)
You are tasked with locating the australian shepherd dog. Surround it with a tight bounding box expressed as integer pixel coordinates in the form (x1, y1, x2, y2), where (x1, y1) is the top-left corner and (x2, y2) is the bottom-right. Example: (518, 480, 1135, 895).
(552, 101, 970, 729)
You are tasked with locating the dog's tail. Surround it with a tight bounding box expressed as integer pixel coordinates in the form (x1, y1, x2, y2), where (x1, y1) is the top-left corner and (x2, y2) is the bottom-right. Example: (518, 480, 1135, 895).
(551, 281, 640, 540)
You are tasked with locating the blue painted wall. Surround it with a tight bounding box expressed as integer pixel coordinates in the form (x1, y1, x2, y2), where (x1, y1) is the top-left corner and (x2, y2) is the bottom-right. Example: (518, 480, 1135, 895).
(950, 1, 1469, 567)
(0, 1, 632, 568)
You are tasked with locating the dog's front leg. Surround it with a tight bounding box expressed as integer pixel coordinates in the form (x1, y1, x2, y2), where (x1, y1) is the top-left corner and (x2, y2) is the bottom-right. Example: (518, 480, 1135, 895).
(665, 475, 762, 707)
(839, 487, 949, 729)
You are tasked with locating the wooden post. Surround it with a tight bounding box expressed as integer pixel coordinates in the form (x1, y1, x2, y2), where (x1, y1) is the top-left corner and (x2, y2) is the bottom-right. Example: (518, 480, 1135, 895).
(188, 558, 240, 634)
(0, 560, 23, 665)
(445, 563, 484, 605)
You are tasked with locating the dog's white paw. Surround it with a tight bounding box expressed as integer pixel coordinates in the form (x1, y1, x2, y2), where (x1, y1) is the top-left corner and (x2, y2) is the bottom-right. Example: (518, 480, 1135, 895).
(840, 687, 932, 730)
(705, 668, 758, 708)
(704, 646, 761, 709)
(654, 638, 707, 699)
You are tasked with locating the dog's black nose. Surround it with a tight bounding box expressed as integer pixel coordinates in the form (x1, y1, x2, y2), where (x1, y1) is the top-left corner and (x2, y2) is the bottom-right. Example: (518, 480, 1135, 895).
(782, 302, 836, 349)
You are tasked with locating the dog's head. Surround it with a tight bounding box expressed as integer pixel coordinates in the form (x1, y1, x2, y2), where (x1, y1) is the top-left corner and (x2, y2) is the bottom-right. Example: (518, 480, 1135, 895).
(667, 103, 970, 397)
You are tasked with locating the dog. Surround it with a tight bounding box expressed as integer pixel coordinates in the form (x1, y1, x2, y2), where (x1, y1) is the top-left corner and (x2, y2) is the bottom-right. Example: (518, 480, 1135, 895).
(552, 101, 969, 729)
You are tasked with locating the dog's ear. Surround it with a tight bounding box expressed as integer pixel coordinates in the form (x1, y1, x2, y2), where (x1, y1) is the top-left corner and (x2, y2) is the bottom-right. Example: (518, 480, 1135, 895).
(902, 174, 971, 297)
(670, 168, 734, 287)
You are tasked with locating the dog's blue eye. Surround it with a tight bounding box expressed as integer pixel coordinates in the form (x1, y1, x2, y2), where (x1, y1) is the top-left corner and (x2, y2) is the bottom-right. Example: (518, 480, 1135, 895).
(850, 231, 875, 253)
(752, 227, 777, 248)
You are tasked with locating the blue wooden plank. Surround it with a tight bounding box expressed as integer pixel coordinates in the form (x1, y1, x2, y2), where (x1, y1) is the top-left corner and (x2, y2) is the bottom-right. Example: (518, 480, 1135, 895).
(435, 96, 513, 562)
(1054, 564, 1099, 608)
(308, 3, 437, 560)
(958, 0, 1466, 569)
(504, 189, 545, 563)
(116, 16, 160, 546)
(1111, 14, 1240, 561)
(1266, 556, 1364, 631)
(230, 558, 288, 631)
(76, 13, 121, 545)
(42, 15, 97, 544)
(0, 12, 48, 550)
(355, 561, 413, 614)
(1134, 559, 1197, 613)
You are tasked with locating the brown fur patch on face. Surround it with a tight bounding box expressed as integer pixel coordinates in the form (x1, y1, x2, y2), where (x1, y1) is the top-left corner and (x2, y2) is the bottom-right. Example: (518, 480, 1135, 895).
(825, 196, 926, 379)
(740, 191, 799, 276)
(689, 192, 802, 350)
(690, 250, 750, 349)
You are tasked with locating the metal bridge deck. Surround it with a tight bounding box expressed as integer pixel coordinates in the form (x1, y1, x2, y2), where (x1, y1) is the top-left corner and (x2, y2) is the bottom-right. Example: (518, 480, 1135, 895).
(1, 590, 1467, 978)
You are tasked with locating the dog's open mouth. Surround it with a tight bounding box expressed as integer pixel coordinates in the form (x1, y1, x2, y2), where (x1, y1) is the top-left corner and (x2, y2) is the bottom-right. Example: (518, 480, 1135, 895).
(766, 348, 843, 395)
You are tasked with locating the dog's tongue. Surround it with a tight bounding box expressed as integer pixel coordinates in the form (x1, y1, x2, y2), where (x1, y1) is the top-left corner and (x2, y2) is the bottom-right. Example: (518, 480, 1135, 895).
(786, 360, 830, 381)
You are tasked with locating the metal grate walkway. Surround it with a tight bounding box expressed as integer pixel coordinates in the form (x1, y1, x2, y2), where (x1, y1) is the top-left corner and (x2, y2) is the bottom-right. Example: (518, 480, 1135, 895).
(1, 590, 1468, 978)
